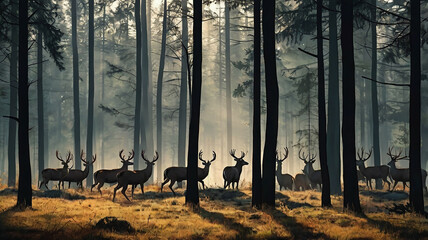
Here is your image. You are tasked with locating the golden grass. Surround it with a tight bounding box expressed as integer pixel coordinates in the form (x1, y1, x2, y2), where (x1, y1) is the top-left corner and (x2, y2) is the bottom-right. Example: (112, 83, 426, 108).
(0, 184, 427, 240)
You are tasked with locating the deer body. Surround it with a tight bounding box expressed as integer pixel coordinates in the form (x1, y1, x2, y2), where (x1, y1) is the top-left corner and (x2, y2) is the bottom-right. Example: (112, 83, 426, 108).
(113, 151, 159, 201)
(223, 150, 248, 190)
(294, 173, 311, 191)
(61, 150, 96, 189)
(91, 150, 134, 195)
(355, 148, 390, 190)
(161, 151, 216, 195)
(276, 147, 294, 190)
(300, 149, 322, 189)
(386, 147, 427, 192)
(39, 151, 72, 190)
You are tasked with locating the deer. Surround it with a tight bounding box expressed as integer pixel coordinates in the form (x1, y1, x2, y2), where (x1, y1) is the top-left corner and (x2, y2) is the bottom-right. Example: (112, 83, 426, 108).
(300, 149, 322, 189)
(276, 147, 294, 190)
(161, 150, 216, 196)
(355, 147, 390, 190)
(91, 149, 134, 195)
(223, 149, 249, 190)
(294, 173, 311, 191)
(387, 147, 427, 192)
(60, 150, 96, 189)
(39, 151, 73, 190)
(113, 151, 159, 201)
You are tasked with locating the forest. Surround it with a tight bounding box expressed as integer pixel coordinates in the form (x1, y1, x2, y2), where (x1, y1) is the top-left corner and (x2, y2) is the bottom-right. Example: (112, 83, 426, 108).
(0, 0, 427, 239)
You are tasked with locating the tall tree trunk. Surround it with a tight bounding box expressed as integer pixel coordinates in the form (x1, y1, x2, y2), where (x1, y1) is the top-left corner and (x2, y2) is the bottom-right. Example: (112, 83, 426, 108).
(177, 0, 188, 188)
(134, 0, 142, 170)
(37, 30, 45, 184)
(261, 0, 279, 208)
(156, 0, 168, 182)
(17, 0, 32, 208)
(252, 0, 262, 209)
(86, 0, 95, 187)
(341, 0, 361, 213)
(186, 0, 202, 208)
(100, 0, 106, 169)
(371, 0, 382, 189)
(225, 3, 232, 152)
(359, 80, 365, 146)
(8, 0, 18, 188)
(141, 0, 149, 168)
(146, 0, 154, 183)
(218, 3, 224, 171)
(72, 0, 81, 171)
(327, 0, 341, 195)
(409, 0, 424, 214)
(317, 0, 332, 207)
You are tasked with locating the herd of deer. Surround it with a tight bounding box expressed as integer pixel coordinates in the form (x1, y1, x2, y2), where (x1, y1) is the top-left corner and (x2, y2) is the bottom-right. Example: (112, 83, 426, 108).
(38, 146, 427, 201)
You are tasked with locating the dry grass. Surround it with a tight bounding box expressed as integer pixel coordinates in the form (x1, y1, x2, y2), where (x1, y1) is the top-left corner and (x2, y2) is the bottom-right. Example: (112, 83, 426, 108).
(0, 184, 427, 240)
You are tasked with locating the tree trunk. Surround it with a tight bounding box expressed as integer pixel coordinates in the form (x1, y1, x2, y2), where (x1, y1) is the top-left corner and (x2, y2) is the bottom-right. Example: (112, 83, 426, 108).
(100, 1, 106, 169)
(186, 0, 202, 208)
(156, 0, 168, 182)
(341, 0, 361, 213)
(327, 0, 341, 195)
(409, 0, 424, 214)
(37, 30, 45, 184)
(71, 0, 81, 172)
(370, 0, 382, 189)
(317, 0, 332, 207)
(8, 0, 18, 188)
(261, 0, 279, 208)
(141, 0, 149, 168)
(146, 0, 154, 184)
(252, 0, 262, 209)
(134, 0, 142, 170)
(86, 0, 95, 187)
(225, 3, 232, 152)
(177, 0, 188, 188)
(17, 0, 32, 208)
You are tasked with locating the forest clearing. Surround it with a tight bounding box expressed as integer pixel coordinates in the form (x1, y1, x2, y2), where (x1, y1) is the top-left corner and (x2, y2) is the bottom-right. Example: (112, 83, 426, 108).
(1, 183, 427, 240)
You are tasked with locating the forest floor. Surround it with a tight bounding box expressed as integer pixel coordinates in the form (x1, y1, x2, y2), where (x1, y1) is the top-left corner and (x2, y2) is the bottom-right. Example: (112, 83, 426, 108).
(0, 183, 427, 240)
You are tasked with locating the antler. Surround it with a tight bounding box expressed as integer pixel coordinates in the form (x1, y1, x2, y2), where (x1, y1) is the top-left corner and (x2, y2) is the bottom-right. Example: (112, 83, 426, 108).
(387, 147, 407, 161)
(152, 151, 159, 162)
(364, 148, 373, 161)
(230, 149, 238, 159)
(141, 150, 149, 163)
(56, 150, 64, 162)
(299, 149, 308, 163)
(240, 151, 245, 159)
(80, 150, 87, 164)
(283, 147, 289, 160)
(210, 151, 216, 162)
(120, 149, 134, 162)
(91, 154, 97, 164)
(199, 150, 206, 163)
(66, 151, 73, 163)
(309, 153, 317, 163)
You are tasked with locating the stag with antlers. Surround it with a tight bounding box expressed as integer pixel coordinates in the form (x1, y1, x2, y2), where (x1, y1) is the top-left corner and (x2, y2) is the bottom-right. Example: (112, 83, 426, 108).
(161, 150, 216, 195)
(91, 149, 134, 195)
(387, 147, 427, 192)
(223, 149, 249, 189)
(355, 147, 390, 190)
(299, 149, 322, 189)
(276, 147, 294, 190)
(113, 151, 159, 201)
(39, 151, 73, 190)
(60, 150, 96, 189)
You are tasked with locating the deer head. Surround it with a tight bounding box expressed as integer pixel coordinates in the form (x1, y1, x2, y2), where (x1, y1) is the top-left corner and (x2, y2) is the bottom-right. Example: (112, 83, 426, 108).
(230, 149, 249, 166)
(56, 150, 73, 168)
(80, 150, 96, 167)
(119, 149, 135, 167)
(276, 147, 289, 163)
(299, 149, 316, 175)
(199, 150, 216, 167)
(355, 147, 373, 167)
(141, 150, 159, 166)
(386, 147, 408, 167)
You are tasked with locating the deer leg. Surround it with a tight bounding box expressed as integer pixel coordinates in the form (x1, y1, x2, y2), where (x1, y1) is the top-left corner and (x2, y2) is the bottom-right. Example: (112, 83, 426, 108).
(131, 185, 135, 199)
(369, 179, 373, 190)
(91, 182, 97, 192)
(97, 182, 104, 196)
(383, 177, 391, 191)
(121, 185, 131, 201)
(113, 184, 121, 202)
(402, 182, 406, 191)
(391, 180, 398, 191)
(199, 180, 205, 190)
(225, 181, 231, 189)
(169, 180, 176, 196)
(140, 184, 144, 195)
(161, 179, 170, 192)
(236, 181, 239, 190)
